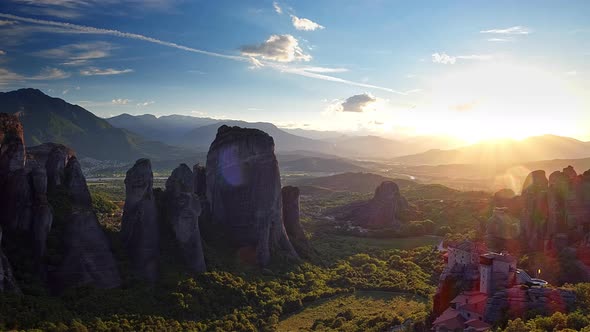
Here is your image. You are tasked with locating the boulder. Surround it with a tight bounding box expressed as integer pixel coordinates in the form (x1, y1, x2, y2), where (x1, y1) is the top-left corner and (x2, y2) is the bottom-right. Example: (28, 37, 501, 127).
(206, 125, 297, 266)
(281, 186, 311, 257)
(166, 164, 206, 273)
(121, 159, 160, 282)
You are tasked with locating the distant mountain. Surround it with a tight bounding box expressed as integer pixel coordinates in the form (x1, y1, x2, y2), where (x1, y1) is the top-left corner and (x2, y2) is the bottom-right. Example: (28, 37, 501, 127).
(282, 128, 343, 140)
(174, 120, 335, 153)
(392, 135, 590, 165)
(106, 113, 219, 144)
(280, 157, 368, 173)
(0, 88, 195, 161)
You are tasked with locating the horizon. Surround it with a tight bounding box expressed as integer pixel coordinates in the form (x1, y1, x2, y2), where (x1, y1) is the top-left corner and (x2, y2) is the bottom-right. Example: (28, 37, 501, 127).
(0, 1, 589, 143)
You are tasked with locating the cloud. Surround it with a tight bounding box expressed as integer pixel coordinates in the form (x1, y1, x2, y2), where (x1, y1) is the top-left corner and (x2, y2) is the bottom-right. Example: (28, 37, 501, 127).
(0, 13, 405, 94)
(0, 20, 16, 26)
(272, 1, 282, 14)
(480, 26, 531, 35)
(565, 70, 577, 76)
(80, 67, 133, 76)
(35, 41, 112, 65)
(240, 34, 311, 62)
(112, 98, 130, 105)
(290, 15, 324, 31)
(297, 66, 348, 73)
(487, 38, 512, 42)
(432, 53, 456, 64)
(340, 93, 378, 113)
(137, 101, 155, 106)
(30, 67, 70, 80)
(0, 50, 5, 55)
(0, 68, 24, 84)
(432, 52, 493, 64)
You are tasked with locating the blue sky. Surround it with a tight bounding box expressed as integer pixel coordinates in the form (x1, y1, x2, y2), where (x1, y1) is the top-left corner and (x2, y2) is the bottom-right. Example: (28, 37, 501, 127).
(0, 0, 589, 141)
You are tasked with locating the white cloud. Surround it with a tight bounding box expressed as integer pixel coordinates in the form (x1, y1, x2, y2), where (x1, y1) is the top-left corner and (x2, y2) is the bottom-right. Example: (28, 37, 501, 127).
(80, 67, 133, 76)
(0, 67, 24, 84)
(432, 52, 493, 64)
(298, 66, 348, 73)
(487, 38, 512, 42)
(30, 67, 70, 80)
(136, 101, 155, 107)
(35, 41, 113, 65)
(0, 20, 16, 26)
(565, 70, 578, 76)
(0, 50, 5, 55)
(240, 34, 311, 62)
(339, 93, 378, 113)
(480, 26, 531, 35)
(112, 98, 130, 105)
(432, 52, 456, 64)
(272, 1, 282, 14)
(290, 15, 324, 31)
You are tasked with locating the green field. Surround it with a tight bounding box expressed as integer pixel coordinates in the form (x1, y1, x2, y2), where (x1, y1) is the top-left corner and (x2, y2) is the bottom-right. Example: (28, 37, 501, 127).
(277, 291, 427, 332)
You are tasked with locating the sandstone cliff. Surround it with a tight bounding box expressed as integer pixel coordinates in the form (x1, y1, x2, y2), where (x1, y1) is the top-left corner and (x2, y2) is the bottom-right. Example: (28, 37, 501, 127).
(281, 186, 311, 257)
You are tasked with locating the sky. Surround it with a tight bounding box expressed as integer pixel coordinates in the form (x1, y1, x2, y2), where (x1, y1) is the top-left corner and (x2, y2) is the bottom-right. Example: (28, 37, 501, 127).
(0, 0, 589, 142)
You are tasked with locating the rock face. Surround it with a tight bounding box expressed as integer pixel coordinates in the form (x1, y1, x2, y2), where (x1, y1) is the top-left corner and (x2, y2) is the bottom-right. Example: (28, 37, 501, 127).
(0, 227, 19, 293)
(121, 159, 160, 282)
(484, 286, 575, 323)
(281, 186, 311, 257)
(206, 125, 297, 266)
(165, 164, 206, 272)
(0, 113, 120, 292)
(334, 181, 408, 229)
(49, 156, 121, 291)
(519, 167, 590, 251)
(193, 163, 207, 198)
(521, 170, 550, 250)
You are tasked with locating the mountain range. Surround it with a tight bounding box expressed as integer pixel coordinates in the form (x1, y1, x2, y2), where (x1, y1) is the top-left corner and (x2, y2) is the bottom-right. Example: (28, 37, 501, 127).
(2, 88, 589, 167)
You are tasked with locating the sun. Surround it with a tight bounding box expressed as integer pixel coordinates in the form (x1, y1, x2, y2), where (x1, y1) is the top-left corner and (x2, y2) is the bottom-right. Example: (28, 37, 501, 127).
(421, 62, 584, 143)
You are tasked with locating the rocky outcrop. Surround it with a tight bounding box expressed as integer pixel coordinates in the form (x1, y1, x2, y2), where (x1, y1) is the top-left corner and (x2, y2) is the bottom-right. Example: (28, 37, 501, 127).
(332, 181, 408, 229)
(484, 286, 575, 323)
(166, 164, 206, 272)
(0, 113, 120, 292)
(281, 186, 311, 257)
(206, 125, 297, 266)
(49, 156, 121, 291)
(121, 159, 159, 282)
(0, 227, 19, 293)
(521, 170, 550, 250)
(193, 163, 207, 198)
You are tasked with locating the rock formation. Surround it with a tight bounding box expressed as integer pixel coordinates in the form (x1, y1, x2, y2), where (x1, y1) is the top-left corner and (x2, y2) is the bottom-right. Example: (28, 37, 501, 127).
(0, 227, 19, 293)
(332, 181, 408, 229)
(193, 163, 207, 198)
(49, 156, 121, 291)
(518, 167, 590, 251)
(520, 170, 550, 250)
(0, 113, 120, 292)
(206, 125, 297, 266)
(121, 159, 160, 282)
(281, 186, 311, 257)
(165, 164, 206, 272)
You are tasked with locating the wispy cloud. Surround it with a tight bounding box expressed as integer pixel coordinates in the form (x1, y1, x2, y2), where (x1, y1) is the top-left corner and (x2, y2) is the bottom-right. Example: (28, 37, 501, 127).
(241, 34, 311, 62)
(112, 98, 130, 105)
(290, 15, 324, 31)
(35, 41, 112, 65)
(432, 52, 493, 64)
(136, 100, 155, 107)
(480, 26, 531, 35)
(0, 13, 405, 94)
(80, 67, 133, 76)
(487, 38, 512, 42)
(0, 66, 69, 84)
(0, 50, 5, 55)
(272, 1, 282, 14)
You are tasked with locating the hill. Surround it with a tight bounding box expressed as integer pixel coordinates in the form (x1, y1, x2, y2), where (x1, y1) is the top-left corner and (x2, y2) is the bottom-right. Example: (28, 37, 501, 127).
(0, 88, 195, 161)
(392, 135, 590, 165)
(293, 172, 417, 193)
(280, 157, 368, 173)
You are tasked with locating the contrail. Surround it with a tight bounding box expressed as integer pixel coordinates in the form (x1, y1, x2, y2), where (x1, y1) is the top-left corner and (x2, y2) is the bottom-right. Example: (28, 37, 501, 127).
(0, 12, 405, 94)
